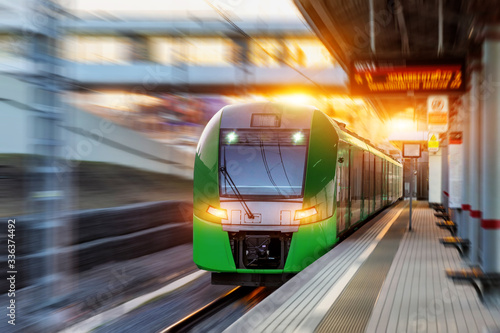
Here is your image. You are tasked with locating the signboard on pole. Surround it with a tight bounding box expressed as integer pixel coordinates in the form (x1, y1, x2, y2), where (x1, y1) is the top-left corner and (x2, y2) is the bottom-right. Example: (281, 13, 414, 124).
(403, 143, 421, 158)
(402, 143, 421, 231)
(428, 132, 439, 152)
(427, 95, 448, 133)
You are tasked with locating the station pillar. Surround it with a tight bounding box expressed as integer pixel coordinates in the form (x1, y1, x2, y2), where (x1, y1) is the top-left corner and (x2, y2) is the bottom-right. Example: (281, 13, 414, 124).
(428, 149, 442, 204)
(481, 26, 500, 283)
(467, 59, 482, 266)
(459, 94, 470, 242)
(441, 137, 449, 211)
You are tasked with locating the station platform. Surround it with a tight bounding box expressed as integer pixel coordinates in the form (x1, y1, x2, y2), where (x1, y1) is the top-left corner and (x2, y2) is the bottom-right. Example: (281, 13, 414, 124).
(225, 201, 500, 333)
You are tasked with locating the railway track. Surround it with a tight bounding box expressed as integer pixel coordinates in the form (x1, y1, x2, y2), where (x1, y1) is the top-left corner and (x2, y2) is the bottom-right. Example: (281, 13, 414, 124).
(160, 286, 271, 333)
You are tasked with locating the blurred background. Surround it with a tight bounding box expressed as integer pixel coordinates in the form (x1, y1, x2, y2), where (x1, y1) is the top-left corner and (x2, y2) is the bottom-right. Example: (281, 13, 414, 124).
(0, 0, 411, 331)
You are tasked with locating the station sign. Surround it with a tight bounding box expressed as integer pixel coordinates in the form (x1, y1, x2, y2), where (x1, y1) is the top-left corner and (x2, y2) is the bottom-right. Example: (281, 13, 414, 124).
(350, 59, 465, 95)
(449, 131, 463, 145)
(427, 95, 448, 133)
(428, 133, 439, 152)
(403, 143, 421, 158)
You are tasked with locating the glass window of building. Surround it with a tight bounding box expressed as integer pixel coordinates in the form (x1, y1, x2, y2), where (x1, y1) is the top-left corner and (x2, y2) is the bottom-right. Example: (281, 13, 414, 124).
(0, 35, 24, 61)
(184, 38, 232, 66)
(149, 37, 179, 65)
(284, 38, 334, 68)
(64, 36, 129, 64)
(150, 37, 231, 66)
(62, 36, 79, 62)
(249, 38, 283, 67)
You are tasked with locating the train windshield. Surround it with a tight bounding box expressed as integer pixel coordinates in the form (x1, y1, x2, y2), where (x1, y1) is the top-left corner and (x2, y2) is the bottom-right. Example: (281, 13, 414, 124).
(219, 129, 309, 199)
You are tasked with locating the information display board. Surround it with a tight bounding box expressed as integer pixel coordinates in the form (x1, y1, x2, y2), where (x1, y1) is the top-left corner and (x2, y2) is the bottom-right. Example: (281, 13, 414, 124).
(350, 59, 465, 95)
(403, 143, 422, 158)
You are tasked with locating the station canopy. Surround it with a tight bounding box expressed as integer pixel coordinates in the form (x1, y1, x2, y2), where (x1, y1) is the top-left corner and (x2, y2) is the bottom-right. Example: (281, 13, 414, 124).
(294, 0, 500, 122)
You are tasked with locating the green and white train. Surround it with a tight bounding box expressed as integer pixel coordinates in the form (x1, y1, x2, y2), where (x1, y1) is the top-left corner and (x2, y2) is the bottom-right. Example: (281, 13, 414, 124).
(193, 102, 402, 286)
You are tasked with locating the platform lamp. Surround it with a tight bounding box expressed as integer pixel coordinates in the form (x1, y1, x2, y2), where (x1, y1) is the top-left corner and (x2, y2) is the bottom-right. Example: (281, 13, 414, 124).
(403, 143, 422, 231)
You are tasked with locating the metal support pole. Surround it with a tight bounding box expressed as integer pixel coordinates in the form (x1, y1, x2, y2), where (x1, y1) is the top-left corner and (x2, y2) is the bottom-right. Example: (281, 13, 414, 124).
(409, 158, 413, 231)
(481, 26, 500, 277)
(369, 0, 376, 54)
(459, 94, 470, 241)
(29, 0, 61, 300)
(441, 137, 449, 211)
(468, 59, 482, 266)
(437, 0, 443, 55)
(24, 1, 72, 330)
(428, 148, 442, 204)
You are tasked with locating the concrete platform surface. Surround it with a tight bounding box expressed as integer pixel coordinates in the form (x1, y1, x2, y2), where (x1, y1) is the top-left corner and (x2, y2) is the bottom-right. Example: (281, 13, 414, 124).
(225, 201, 500, 333)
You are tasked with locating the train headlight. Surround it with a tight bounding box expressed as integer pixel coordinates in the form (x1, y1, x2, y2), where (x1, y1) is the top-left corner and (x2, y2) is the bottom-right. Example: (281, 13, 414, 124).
(294, 207, 318, 220)
(292, 131, 304, 144)
(226, 131, 238, 143)
(207, 206, 228, 219)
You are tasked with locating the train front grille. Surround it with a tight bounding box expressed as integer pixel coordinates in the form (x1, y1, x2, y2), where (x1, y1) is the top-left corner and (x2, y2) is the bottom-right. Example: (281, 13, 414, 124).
(229, 232, 292, 269)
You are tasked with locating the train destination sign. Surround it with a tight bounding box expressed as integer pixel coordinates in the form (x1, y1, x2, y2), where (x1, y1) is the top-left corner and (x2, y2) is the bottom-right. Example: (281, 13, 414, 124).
(350, 59, 465, 95)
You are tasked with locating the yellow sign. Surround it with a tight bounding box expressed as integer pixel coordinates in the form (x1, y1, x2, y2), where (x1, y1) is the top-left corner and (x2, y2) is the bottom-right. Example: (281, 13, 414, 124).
(428, 133, 439, 152)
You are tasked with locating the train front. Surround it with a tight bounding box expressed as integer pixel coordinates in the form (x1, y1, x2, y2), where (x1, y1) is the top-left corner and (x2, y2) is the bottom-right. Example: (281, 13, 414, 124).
(193, 102, 339, 286)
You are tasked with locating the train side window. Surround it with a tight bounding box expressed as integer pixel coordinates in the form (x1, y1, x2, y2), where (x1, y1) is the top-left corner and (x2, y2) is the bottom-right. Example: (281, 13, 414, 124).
(350, 147, 363, 225)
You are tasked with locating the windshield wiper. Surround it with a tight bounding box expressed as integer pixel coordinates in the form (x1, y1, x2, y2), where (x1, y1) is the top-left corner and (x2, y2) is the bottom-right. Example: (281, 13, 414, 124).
(219, 166, 255, 219)
(259, 139, 283, 197)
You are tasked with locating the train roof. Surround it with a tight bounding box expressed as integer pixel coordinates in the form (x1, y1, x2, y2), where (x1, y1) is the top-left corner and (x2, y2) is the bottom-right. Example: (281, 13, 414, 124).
(221, 102, 317, 114)
(219, 102, 316, 131)
(330, 119, 401, 166)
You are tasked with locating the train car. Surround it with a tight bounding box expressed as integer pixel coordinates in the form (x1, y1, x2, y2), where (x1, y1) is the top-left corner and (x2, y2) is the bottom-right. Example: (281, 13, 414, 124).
(193, 102, 402, 286)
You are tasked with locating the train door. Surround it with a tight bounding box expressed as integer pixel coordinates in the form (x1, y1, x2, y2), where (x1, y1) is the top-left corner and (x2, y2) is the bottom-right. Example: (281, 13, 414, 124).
(362, 150, 371, 219)
(350, 146, 363, 225)
(336, 141, 350, 234)
(365, 152, 375, 215)
(370, 153, 375, 213)
(382, 160, 387, 206)
(398, 167, 402, 198)
(394, 166, 398, 199)
(388, 163, 393, 202)
(375, 156, 382, 211)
